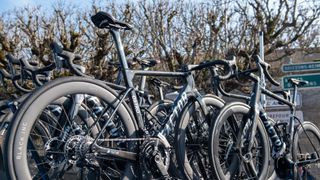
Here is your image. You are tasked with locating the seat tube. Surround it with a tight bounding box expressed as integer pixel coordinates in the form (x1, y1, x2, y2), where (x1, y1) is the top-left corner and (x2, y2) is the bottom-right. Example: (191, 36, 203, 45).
(110, 28, 146, 132)
(110, 28, 131, 86)
(288, 85, 298, 144)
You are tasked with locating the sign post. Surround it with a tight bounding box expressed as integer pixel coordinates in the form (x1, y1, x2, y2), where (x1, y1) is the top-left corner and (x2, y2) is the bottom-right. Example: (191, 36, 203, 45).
(259, 31, 266, 108)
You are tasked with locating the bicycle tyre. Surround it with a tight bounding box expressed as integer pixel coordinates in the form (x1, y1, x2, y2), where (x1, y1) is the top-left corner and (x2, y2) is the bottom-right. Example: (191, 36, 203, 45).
(0, 112, 12, 180)
(209, 102, 269, 180)
(5, 76, 138, 180)
(175, 94, 225, 180)
(292, 121, 320, 179)
(146, 99, 173, 134)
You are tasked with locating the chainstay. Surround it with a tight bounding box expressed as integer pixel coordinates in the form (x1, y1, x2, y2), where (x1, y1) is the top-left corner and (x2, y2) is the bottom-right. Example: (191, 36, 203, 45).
(97, 137, 160, 142)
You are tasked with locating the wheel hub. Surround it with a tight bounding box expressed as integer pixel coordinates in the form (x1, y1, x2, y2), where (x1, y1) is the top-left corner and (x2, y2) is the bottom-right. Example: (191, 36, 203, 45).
(44, 137, 65, 167)
(64, 135, 94, 164)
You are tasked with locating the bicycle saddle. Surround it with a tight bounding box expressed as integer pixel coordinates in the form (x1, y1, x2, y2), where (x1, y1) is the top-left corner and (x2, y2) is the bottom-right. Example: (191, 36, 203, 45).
(288, 78, 308, 87)
(108, 60, 137, 68)
(91, 11, 133, 30)
(149, 78, 170, 87)
(133, 57, 160, 68)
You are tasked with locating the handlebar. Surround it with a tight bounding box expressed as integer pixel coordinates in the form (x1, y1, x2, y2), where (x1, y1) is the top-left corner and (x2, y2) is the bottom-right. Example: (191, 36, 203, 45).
(19, 58, 55, 86)
(60, 51, 88, 77)
(5, 54, 20, 65)
(0, 68, 12, 79)
(4, 54, 55, 92)
(50, 42, 90, 78)
(190, 58, 235, 80)
(5, 54, 19, 75)
(254, 55, 280, 86)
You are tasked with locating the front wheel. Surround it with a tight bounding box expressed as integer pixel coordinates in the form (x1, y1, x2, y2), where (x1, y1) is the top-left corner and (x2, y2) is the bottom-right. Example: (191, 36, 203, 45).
(175, 94, 225, 179)
(292, 121, 320, 179)
(209, 102, 269, 180)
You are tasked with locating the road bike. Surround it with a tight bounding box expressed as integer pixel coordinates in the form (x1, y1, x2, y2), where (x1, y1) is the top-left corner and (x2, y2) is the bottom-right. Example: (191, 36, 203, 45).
(209, 55, 320, 179)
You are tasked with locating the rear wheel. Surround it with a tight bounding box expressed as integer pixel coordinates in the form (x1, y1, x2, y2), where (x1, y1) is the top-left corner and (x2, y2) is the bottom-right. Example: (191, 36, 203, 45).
(5, 77, 138, 180)
(209, 102, 269, 180)
(292, 121, 320, 180)
(146, 99, 173, 136)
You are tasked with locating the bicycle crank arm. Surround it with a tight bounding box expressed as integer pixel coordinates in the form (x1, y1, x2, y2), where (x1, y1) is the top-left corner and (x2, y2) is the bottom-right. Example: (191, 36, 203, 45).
(154, 153, 170, 179)
(92, 144, 137, 161)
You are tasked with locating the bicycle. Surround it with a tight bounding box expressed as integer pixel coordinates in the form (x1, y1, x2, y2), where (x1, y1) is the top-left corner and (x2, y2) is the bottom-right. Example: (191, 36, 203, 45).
(0, 53, 99, 180)
(208, 55, 320, 179)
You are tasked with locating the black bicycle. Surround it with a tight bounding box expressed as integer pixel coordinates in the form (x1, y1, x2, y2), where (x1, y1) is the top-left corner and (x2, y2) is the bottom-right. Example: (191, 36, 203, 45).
(209, 55, 320, 179)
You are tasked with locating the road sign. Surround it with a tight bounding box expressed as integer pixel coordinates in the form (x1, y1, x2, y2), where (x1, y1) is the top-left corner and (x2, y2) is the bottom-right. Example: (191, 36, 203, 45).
(282, 62, 320, 72)
(266, 92, 302, 109)
(267, 110, 303, 123)
(282, 73, 320, 89)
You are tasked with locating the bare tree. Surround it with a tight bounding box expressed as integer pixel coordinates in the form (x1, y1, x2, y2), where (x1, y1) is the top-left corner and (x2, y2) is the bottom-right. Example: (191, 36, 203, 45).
(0, 0, 319, 97)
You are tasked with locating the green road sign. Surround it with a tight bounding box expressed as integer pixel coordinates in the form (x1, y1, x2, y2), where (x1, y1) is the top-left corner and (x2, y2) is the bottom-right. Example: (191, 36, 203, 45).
(282, 73, 320, 89)
(282, 62, 320, 72)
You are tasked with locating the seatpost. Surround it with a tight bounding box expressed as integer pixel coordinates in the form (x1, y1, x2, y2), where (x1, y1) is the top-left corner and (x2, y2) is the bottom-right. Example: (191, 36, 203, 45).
(138, 65, 149, 105)
(139, 65, 148, 92)
(110, 28, 131, 86)
(158, 86, 164, 100)
(291, 84, 298, 107)
(115, 68, 123, 85)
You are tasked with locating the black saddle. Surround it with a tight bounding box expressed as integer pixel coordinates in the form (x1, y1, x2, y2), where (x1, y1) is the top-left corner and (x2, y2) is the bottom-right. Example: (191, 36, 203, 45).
(288, 78, 308, 87)
(133, 57, 160, 68)
(91, 11, 133, 30)
(149, 78, 170, 87)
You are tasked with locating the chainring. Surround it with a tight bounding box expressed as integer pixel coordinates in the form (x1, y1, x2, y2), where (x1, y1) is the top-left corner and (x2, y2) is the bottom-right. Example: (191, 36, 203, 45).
(139, 139, 170, 179)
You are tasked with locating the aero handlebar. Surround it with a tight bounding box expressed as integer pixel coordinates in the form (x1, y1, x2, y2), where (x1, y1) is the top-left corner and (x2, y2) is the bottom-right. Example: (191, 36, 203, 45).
(254, 55, 280, 86)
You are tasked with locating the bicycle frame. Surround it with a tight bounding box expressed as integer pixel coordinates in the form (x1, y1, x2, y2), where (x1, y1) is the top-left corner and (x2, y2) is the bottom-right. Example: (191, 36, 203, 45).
(82, 28, 209, 161)
(244, 60, 306, 159)
(248, 76, 292, 147)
